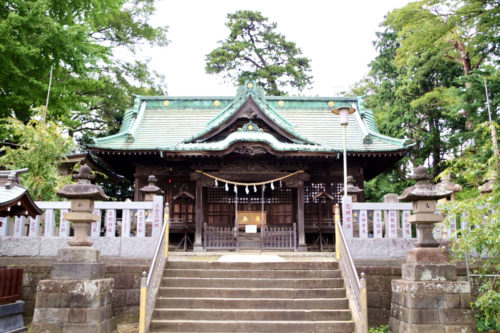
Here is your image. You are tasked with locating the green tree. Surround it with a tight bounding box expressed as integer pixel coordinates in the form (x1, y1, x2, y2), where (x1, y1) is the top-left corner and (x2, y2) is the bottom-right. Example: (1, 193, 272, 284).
(0, 0, 167, 139)
(205, 10, 312, 96)
(0, 112, 74, 200)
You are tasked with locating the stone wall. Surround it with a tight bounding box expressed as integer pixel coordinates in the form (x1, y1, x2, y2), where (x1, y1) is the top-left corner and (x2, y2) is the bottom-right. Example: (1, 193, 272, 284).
(0, 258, 148, 324)
(0, 237, 159, 258)
(1, 257, 470, 328)
(356, 260, 403, 327)
(355, 259, 470, 328)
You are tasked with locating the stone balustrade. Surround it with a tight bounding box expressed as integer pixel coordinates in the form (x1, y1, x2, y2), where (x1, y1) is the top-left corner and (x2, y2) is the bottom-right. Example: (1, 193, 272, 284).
(0, 196, 163, 258)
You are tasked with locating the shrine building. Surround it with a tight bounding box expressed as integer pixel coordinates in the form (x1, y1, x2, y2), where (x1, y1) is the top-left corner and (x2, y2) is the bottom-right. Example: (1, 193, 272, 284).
(88, 82, 410, 251)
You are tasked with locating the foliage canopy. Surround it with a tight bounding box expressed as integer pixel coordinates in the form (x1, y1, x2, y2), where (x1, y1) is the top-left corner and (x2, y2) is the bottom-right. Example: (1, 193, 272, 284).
(205, 10, 312, 96)
(0, 0, 168, 140)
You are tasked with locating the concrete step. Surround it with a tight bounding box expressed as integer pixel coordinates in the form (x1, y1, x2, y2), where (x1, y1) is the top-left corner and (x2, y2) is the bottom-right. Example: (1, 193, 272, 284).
(155, 297, 349, 309)
(164, 268, 341, 278)
(153, 308, 352, 321)
(158, 287, 346, 298)
(149, 319, 355, 332)
(166, 261, 338, 270)
(161, 277, 344, 288)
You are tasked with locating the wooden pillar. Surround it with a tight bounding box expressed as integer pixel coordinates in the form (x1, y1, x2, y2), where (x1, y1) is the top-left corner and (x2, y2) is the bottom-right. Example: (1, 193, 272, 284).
(193, 179, 204, 252)
(297, 179, 307, 251)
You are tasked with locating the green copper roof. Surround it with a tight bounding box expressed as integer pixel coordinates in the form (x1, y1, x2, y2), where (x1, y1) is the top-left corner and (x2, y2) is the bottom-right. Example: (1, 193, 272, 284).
(91, 82, 410, 155)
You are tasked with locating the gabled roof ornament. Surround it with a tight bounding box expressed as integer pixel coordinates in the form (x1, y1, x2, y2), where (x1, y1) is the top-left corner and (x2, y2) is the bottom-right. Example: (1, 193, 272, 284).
(0, 168, 42, 218)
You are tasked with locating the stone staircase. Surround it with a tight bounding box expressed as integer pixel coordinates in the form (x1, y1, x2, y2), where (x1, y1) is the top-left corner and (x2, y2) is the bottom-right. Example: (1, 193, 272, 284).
(149, 260, 354, 332)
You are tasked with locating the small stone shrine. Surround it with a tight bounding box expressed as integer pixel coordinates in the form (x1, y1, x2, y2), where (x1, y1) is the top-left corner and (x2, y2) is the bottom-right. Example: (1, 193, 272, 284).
(31, 164, 117, 333)
(389, 166, 477, 333)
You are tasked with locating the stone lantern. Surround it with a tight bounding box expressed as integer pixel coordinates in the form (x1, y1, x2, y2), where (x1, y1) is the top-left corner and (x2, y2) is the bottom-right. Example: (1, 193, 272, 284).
(438, 174, 462, 201)
(478, 175, 496, 195)
(56, 164, 108, 246)
(31, 164, 116, 333)
(139, 175, 163, 201)
(139, 175, 164, 237)
(389, 166, 476, 332)
(340, 176, 364, 202)
(399, 166, 452, 249)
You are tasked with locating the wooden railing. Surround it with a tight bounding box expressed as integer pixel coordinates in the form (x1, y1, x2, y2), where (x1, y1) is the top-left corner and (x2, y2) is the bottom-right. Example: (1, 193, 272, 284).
(139, 203, 170, 333)
(0, 268, 23, 305)
(261, 223, 296, 250)
(335, 203, 368, 333)
(204, 223, 238, 250)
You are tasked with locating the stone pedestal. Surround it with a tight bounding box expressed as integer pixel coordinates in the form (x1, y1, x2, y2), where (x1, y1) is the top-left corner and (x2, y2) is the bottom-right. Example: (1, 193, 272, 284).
(390, 249, 476, 333)
(31, 247, 116, 333)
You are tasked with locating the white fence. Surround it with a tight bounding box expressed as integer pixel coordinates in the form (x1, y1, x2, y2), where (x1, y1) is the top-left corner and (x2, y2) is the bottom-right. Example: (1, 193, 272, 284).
(0, 196, 471, 258)
(343, 198, 466, 258)
(0, 196, 164, 258)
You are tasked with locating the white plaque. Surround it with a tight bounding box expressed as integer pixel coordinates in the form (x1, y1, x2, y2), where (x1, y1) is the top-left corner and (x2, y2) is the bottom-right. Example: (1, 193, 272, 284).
(245, 225, 257, 233)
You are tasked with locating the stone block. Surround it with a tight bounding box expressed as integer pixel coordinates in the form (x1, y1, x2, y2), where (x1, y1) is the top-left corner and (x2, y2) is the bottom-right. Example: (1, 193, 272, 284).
(444, 294, 461, 309)
(31, 322, 64, 333)
(369, 308, 390, 327)
(461, 294, 472, 309)
(33, 308, 69, 323)
(32, 278, 116, 333)
(439, 309, 475, 324)
(444, 325, 476, 333)
(68, 308, 87, 323)
(406, 247, 450, 264)
(392, 303, 440, 324)
(113, 274, 135, 289)
(51, 262, 105, 280)
(348, 238, 415, 259)
(0, 237, 41, 256)
(125, 289, 140, 306)
(112, 290, 126, 311)
(392, 280, 471, 295)
(57, 247, 101, 263)
(406, 294, 444, 309)
(39, 237, 68, 257)
(119, 237, 159, 258)
(402, 263, 457, 281)
(93, 238, 121, 257)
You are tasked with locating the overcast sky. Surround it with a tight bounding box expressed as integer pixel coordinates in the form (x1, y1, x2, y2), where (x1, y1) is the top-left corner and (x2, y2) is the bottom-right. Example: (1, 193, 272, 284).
(142, 0, 411, 97)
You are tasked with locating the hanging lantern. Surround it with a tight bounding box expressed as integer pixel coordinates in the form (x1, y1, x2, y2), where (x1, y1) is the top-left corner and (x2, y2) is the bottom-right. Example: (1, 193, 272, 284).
(270, 182, 274, 190)
(225, 182, 229, 191)
(262, 184, 266, 191)
(234, 184, 238, 193)
(245, 186, 249, 194)
(254, 185, 257, 192)
(215, 179, 218, 187)
(280, 180, 282, 188)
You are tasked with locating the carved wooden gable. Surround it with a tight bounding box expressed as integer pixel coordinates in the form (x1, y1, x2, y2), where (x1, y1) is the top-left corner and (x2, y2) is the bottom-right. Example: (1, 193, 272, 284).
(188, 97, 311, 145)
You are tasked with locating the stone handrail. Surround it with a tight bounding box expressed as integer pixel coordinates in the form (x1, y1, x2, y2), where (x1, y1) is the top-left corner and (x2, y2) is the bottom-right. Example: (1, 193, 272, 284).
(335, 204, 368, 333)
(139, 202, 170, 333)
(0, 196, 163, 239)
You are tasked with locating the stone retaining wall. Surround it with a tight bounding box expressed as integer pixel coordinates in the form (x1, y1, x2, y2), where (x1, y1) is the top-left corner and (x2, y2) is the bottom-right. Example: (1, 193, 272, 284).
(0, 257, 470, 328)
(355, 259, 470, 328)
(0, 258, 148, 324)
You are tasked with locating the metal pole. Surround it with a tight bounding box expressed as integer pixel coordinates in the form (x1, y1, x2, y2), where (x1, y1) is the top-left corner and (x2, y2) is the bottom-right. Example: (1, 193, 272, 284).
(484, 78, 500, 163)
(42, 64, 53, 123)
(343, 124, 348, 198)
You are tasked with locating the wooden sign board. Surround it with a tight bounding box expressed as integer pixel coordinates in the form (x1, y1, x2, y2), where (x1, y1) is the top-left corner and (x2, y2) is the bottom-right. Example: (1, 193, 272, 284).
(237, 211, 266, 229)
